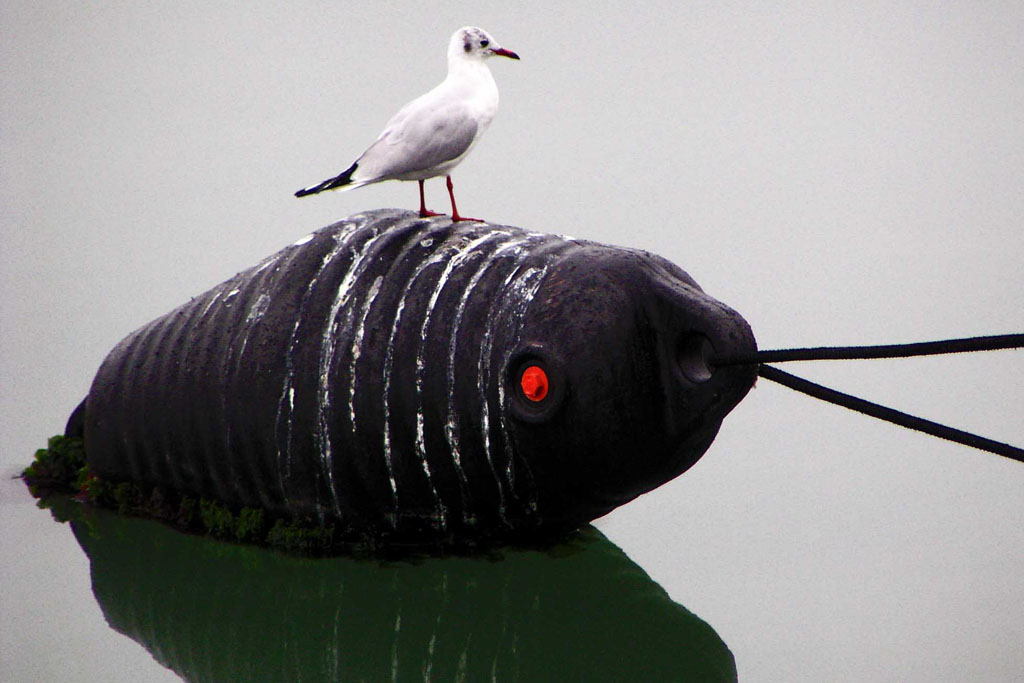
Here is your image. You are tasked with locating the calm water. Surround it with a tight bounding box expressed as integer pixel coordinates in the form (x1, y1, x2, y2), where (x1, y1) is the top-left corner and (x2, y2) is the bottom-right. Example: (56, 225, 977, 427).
(3, 475, 734, 682)
(5, 393, 1023, 683)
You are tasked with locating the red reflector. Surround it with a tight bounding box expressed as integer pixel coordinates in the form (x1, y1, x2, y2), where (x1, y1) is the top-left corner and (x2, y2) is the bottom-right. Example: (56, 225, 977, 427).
(520, 365, 549, 402)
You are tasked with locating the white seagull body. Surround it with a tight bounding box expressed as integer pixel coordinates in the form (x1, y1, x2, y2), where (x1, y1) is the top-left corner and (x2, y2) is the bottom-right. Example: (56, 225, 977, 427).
(296, 27, 519, 222)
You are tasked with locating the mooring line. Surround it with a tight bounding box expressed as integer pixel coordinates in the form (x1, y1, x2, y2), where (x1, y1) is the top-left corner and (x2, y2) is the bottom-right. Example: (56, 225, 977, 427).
(711, 333, 1024, 366)
(707, 333, 1024, 462)
(757, 364, 1023, 463)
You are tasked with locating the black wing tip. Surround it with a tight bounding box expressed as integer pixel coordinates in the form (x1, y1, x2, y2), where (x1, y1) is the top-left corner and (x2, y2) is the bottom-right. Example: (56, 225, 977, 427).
(295, 181, 332, 198)
(294, 162, 358, 198)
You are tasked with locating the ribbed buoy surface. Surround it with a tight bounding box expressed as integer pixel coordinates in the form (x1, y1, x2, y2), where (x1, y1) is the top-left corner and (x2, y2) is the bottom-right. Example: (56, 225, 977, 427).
(84, 209, 757, 541)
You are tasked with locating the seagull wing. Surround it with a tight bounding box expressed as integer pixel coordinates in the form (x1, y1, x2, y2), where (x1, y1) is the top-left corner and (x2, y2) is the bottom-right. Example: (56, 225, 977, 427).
(354, 97, 480, 181)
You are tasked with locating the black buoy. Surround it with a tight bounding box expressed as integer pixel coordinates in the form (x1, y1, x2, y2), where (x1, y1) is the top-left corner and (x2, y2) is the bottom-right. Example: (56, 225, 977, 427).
(76, 209, 757, 543)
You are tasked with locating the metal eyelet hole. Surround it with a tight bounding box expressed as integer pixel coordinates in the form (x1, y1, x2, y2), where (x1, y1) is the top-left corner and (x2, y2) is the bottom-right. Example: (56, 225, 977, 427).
(677, 333, 714, 383)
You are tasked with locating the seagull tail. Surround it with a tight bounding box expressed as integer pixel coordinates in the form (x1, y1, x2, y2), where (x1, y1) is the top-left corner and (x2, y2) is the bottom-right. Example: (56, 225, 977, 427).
(295, 161, 361, 197)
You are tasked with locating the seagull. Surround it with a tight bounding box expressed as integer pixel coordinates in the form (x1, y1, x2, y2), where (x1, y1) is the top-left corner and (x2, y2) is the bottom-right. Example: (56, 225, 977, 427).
(295, 27, 519, 222)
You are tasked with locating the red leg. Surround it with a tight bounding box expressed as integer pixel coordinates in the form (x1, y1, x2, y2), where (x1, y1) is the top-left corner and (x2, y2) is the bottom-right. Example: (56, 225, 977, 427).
(446, 176, 483, 223)
(418, 179, 444, 218)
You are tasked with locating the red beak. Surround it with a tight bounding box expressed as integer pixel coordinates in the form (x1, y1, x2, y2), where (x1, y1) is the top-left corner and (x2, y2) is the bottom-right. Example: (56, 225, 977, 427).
(491, 47, 520, 60)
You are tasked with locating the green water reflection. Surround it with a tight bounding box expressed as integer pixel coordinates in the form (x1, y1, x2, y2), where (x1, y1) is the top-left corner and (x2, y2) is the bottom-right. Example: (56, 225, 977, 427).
(57, 501, 735, 681)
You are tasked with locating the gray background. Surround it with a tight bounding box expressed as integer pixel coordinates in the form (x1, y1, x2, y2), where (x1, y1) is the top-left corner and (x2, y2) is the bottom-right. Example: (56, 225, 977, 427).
(2, 2, 1022, 681)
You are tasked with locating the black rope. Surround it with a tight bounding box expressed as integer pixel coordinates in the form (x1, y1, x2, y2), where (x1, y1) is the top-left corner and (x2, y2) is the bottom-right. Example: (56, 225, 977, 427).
(705, 333, 1023, 461)
(758, 365, 1024, 463)
(711, 333, 1024, 366)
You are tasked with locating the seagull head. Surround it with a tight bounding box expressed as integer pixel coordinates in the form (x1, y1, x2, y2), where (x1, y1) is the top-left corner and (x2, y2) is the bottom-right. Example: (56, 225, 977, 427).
(451, 27, 520, 62)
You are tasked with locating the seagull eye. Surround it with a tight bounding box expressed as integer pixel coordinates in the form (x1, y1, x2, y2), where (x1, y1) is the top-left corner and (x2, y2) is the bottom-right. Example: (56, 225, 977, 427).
(480, 39, 489, 47)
